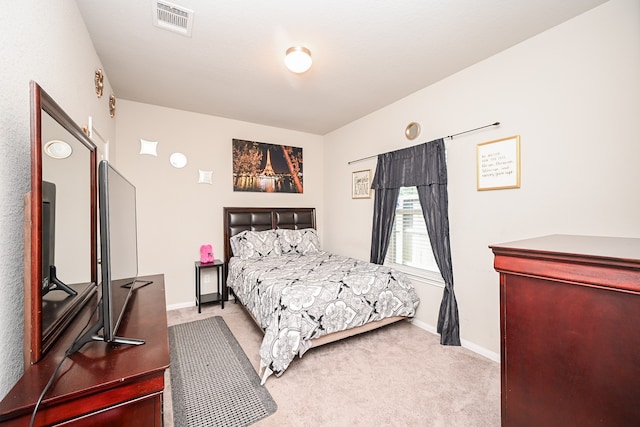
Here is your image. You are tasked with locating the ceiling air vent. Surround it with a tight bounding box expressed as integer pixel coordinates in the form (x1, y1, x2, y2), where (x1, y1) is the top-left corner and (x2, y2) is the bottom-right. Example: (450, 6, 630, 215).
(152, 1, 194, 37)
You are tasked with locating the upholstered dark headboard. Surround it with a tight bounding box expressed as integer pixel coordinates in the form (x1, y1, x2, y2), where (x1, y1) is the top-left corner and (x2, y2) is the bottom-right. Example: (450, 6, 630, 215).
(223, 207, 316, 264)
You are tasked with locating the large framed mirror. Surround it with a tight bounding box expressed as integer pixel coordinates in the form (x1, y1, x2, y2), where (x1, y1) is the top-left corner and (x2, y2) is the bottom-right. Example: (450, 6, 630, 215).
(26, 81, 98, 364)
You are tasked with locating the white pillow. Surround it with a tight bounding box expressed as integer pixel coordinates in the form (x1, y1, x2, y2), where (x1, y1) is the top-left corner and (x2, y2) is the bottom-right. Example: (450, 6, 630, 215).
(230, 229, 281, 259)
(277, 228, 320, 255)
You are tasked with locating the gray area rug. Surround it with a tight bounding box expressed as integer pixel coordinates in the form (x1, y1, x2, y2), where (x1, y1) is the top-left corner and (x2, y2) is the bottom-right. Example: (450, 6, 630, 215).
(168, 316, 277, 427)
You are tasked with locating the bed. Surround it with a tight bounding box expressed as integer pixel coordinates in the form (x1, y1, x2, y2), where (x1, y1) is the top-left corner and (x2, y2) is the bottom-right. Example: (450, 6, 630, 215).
(223, 207, 420, 383)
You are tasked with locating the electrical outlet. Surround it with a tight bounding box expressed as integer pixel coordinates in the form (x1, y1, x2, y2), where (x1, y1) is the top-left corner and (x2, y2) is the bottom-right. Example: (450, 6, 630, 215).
(203, 274, 211, 283)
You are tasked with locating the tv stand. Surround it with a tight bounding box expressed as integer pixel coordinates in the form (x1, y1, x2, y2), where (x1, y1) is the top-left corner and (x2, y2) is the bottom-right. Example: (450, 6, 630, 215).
(0, 274, 169, 426)
(43, 264, 78, 296)
(123, 279, 154, 290)
(111, 336, 145, 346)
(67, 319, 146, 355)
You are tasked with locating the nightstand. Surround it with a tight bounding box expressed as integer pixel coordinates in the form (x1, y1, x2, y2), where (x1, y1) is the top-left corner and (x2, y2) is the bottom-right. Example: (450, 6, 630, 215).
(195, 260, 225, 313)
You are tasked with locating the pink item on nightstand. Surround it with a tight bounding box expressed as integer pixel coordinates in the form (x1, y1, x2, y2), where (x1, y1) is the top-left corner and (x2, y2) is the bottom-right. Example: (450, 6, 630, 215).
(200, 244, 214, 264)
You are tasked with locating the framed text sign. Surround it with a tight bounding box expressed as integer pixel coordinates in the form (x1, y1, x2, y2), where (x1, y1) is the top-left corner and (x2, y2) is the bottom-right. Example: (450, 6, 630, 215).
(352, 169, 372, 199)
(476, 135, 521, 191)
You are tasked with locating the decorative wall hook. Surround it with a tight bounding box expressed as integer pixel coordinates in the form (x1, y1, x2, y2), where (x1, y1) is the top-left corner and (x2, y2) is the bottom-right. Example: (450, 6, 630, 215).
(95, 69, 104, 98)
(109, 94, 116, 118)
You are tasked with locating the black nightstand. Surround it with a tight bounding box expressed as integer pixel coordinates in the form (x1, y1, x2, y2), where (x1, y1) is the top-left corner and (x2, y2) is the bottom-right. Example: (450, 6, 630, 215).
(195, 260, 225, 313)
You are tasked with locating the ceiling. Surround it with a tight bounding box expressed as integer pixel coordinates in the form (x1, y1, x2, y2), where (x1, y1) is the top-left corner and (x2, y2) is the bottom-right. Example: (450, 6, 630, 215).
(76, 0, 607, 135)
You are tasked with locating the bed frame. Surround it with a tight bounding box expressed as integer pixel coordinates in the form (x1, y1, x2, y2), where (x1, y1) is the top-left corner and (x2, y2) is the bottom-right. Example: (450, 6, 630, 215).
(223, 206, 316, 267)
(222, 206, 405, 351)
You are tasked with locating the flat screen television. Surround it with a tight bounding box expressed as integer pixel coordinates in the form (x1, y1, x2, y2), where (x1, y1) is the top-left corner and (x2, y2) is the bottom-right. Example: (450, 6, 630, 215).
(41, 181, 56, 293)
(42, 180, 77, 297)
(70, 160, 145, 352)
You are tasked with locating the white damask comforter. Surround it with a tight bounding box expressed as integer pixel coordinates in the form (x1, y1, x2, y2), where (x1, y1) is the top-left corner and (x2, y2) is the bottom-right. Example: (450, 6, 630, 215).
(227, 251, 420, 383)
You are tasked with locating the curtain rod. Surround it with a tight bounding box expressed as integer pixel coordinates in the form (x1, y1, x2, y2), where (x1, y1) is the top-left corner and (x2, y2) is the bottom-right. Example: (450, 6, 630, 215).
(347, 121, 500, 165)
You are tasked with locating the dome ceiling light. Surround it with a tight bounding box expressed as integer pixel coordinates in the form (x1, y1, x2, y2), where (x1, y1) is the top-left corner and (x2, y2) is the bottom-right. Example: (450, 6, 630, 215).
(285, 46, 312, 73)
(44, 140, 73, 159)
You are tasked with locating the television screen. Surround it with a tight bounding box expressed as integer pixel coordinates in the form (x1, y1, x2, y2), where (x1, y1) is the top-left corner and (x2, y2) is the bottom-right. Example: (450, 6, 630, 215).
(99, 160, 139, 342)
(41, 181, 56, 293)
(68, 160, 144, 353)
(41, 180, 78, 297)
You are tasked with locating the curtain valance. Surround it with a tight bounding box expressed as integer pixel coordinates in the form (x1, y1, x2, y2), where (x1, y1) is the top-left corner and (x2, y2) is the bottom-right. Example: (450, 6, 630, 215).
(371, 139, 447, 189)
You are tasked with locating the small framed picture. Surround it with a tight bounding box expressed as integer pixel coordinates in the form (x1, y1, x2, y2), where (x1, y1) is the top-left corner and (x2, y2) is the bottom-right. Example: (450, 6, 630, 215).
(352, 169, 372, 199)
(476, 135, 521, 191)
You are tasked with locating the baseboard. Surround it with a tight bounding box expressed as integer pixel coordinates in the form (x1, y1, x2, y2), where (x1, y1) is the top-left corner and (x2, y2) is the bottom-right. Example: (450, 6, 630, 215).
(166, 296, 237, 312)
(411, 318, 500, 363)
(166, 301, 194, 311)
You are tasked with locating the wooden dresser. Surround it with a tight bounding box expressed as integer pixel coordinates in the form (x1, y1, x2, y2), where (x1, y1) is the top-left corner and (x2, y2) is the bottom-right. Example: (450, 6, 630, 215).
(490, 235, 640, 427)
(0, 274, 169, 426)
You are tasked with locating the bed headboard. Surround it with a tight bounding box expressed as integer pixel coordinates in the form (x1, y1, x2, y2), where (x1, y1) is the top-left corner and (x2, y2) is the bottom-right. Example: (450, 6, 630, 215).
(223, 207, 316, 263)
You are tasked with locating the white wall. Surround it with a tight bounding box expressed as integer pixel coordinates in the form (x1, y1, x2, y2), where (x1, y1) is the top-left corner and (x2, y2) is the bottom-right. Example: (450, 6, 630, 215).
(0, 0, 115, 399)
(323, 0, 640, 357)
(114, 100, 324, 307)
(1, 0, 637, 402)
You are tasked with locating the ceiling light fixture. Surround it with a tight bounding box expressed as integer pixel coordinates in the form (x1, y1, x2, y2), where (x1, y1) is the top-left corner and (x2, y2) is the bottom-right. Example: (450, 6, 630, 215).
(44, 140, 73, 159)
(285, 46, 312, 73)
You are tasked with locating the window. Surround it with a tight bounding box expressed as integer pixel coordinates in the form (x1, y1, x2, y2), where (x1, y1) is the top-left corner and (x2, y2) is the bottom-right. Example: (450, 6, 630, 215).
(385, 187, 442, 281)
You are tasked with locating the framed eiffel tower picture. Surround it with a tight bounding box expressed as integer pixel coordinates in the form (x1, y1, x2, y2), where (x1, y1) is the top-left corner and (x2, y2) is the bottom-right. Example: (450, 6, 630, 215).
(232, 138, 303, 193)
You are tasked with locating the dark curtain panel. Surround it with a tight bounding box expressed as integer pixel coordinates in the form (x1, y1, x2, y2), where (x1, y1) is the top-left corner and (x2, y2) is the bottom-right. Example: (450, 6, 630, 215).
(370, 138, 460, 346)
(416, 182, 460, 346)
(369, 187, 400, 264)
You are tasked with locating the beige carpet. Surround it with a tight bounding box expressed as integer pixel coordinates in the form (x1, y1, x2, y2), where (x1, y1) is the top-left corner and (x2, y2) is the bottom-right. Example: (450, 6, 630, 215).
(164, 302, 500, 426)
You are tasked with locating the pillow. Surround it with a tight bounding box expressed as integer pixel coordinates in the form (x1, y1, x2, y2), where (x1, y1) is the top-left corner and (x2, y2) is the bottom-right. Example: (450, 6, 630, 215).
(230, 229, 281, 259)
(277, 228, 321, 255)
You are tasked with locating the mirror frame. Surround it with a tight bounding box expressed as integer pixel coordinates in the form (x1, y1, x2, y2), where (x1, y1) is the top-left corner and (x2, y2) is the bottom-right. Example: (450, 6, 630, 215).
(26, 81, 98, 364)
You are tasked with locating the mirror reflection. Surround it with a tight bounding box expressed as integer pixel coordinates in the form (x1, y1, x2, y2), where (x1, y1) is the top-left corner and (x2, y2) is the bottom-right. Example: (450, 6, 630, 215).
(40, 111, 94, 335)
